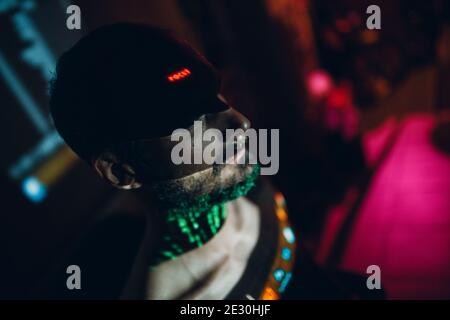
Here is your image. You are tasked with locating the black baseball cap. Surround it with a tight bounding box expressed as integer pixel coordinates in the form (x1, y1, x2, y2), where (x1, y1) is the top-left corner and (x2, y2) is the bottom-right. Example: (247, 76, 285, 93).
(50, 23, 228, 159)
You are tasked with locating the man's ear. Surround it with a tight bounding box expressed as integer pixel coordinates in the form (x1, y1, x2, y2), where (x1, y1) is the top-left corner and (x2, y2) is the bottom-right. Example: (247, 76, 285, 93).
(93, 152, 142, 190)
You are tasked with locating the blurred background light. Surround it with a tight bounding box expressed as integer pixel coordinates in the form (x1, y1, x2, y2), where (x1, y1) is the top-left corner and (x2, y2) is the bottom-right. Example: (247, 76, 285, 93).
(22, 176, 47, 203)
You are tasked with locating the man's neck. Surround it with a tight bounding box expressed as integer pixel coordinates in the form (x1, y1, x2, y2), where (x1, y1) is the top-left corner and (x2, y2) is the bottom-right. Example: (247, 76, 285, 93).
(120, 199, 229, 299)
(149, 203, 228, 266)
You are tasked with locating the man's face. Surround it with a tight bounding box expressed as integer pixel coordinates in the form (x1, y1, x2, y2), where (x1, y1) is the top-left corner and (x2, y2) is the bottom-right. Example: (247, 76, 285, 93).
(131, 105, 259, 212)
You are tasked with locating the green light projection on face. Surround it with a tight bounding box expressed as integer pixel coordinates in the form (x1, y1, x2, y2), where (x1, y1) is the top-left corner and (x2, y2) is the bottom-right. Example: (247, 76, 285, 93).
(150, 165, 260, 266)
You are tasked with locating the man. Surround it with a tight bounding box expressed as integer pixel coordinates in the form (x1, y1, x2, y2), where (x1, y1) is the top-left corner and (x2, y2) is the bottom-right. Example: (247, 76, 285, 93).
(41, 23, 352, 300)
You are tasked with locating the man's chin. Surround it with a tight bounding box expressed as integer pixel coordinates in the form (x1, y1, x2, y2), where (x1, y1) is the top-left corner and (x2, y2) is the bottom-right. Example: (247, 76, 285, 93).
(157, 164, 260, 215)
(212, 163, 259, 200)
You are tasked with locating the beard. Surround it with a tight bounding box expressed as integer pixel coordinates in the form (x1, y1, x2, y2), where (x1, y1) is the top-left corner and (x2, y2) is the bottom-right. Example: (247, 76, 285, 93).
(149, 163, 259, 215)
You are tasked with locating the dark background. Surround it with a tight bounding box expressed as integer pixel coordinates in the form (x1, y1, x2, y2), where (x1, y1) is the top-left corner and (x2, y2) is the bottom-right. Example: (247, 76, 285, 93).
(0, 0, 449, 299)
